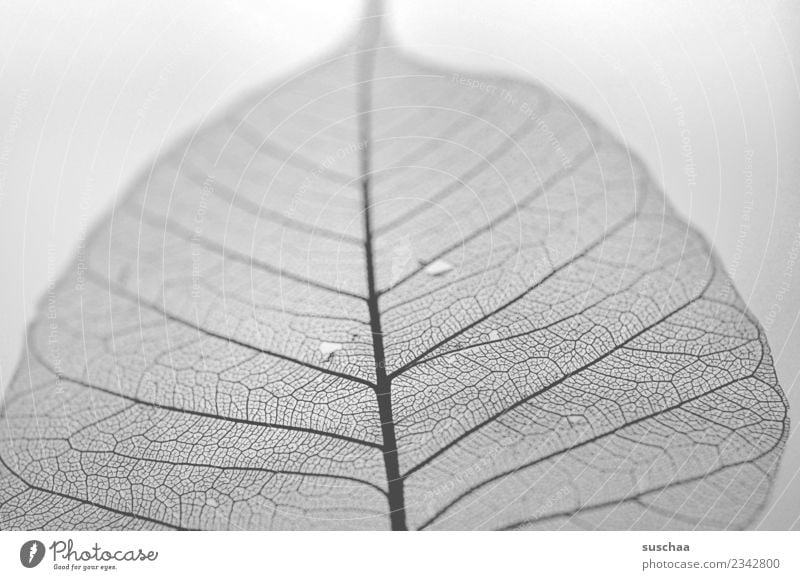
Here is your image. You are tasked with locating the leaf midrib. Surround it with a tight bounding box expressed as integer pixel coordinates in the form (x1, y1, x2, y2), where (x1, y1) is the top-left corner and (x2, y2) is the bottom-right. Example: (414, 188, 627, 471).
(356, 9, 408, 530)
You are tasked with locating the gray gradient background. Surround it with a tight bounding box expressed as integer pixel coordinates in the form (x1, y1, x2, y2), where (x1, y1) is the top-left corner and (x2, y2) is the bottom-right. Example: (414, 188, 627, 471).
(0, 0, 798, 529)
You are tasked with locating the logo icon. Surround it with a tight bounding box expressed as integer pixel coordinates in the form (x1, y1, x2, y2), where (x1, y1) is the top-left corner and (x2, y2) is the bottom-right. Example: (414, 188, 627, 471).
(20, 540, 45, 568)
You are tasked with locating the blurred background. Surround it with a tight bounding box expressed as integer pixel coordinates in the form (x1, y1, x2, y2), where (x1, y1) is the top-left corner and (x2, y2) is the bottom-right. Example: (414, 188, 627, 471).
(1, 0, 798, 529)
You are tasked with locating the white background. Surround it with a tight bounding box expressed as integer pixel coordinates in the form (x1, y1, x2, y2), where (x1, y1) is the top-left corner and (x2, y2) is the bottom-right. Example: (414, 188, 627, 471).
(0, 0, 798, 530)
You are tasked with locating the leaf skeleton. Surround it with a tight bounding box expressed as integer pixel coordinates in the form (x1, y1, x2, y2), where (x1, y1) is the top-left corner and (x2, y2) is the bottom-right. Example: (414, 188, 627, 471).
(0, 0, 788, 531)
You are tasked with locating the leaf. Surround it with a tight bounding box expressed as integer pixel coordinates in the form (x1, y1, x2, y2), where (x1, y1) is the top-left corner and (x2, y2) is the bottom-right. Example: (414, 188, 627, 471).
(0, 3, 788, 531)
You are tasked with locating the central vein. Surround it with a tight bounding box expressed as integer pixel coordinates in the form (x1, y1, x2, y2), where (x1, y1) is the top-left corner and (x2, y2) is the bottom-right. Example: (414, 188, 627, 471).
(356, 1, 407, 531)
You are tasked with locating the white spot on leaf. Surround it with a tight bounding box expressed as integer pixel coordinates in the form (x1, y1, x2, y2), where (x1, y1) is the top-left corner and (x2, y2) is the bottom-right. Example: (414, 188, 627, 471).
(423, 259, 454, 276)
(319, 342, 343, 361)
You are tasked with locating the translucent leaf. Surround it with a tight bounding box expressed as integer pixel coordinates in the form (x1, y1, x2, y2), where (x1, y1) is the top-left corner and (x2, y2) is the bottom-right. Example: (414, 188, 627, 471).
(0, 4, 787, 531)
